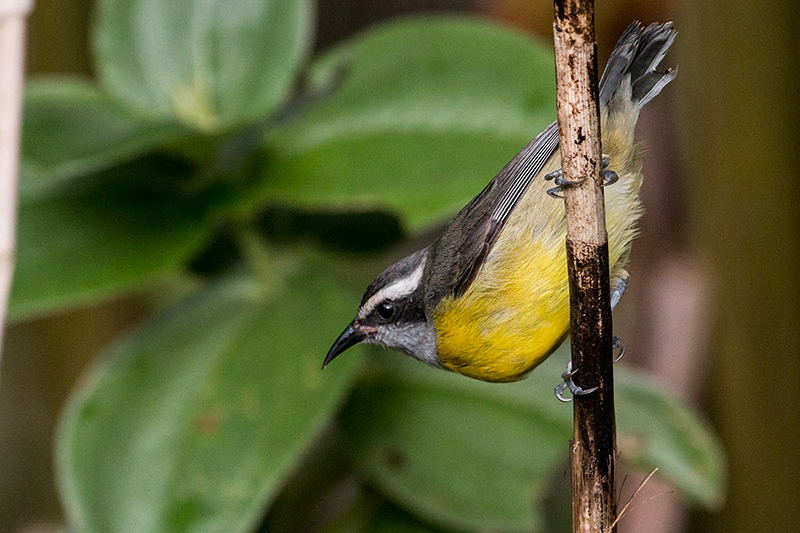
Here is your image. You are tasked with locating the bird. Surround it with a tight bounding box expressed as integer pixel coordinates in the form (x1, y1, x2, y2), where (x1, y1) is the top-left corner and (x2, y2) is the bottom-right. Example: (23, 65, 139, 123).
(323, 21, 676, 384)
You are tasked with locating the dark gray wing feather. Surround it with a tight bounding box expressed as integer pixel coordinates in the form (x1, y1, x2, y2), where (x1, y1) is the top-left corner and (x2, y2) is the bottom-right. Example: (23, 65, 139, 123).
(425, 121, 559, 305)
(451, 121, 560, 298)
(424, 21, 676, 308)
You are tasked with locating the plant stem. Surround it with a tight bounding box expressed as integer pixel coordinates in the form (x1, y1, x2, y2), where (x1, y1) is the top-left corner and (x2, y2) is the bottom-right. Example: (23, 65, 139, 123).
(551, 1, 617, 531)
(0, 0, 34, 381)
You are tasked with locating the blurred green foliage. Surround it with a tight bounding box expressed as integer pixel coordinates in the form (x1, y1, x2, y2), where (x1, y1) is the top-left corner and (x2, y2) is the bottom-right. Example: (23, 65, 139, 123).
(12, 0, 725, 531)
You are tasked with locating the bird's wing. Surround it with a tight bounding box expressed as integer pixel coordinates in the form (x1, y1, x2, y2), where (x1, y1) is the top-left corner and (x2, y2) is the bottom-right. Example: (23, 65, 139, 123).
(431, 120, 560, 301)
(426, 21, 677, 305)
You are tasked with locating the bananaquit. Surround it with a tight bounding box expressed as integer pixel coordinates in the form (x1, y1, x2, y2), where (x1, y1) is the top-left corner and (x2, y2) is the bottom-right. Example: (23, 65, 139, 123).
(323, 22, 677, 383)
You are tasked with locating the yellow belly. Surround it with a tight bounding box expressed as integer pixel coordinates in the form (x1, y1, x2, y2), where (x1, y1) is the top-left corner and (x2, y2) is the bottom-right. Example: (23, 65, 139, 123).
(432, 232, 571, 382)
(432, 126, 642, 383)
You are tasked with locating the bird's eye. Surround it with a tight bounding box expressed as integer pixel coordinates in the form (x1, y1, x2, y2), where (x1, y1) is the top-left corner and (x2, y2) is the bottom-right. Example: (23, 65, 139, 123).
(376, 302, 395, 320)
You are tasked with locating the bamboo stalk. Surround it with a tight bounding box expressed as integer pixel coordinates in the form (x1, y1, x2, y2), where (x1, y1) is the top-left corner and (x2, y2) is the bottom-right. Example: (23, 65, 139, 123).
(551, 1, 617, 531)
(0, 0, 33, 380)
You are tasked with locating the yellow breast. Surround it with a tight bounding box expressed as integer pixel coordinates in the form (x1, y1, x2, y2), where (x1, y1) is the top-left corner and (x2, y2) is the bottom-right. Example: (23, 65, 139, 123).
(432, 124, 643, 383)
(432, 226, 571, 382)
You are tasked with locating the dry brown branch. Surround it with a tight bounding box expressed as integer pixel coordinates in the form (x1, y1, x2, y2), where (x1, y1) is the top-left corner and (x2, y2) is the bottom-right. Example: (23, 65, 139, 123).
(552, 0, 617, 531)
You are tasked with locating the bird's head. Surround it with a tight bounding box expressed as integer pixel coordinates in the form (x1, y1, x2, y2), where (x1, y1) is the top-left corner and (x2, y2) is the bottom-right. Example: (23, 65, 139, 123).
(323, 249, 439, 368)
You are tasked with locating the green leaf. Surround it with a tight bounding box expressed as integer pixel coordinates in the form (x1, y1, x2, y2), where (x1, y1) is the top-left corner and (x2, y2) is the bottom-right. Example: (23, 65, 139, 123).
(93, 0, 313, 132)
(261, 17, 556, 229)
(20, 78, 187, 196)
(9, 157, 209, 320)
(339, 355, 560, 532)
(616, 368, 727, 509)
(56, 263, 362, 533)
(339, 345, 725, 532)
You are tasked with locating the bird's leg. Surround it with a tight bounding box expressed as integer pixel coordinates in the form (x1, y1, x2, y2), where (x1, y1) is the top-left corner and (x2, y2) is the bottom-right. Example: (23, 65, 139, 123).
(554, 338, 627, 402)
(600, 155, 619, 187)
(555, 361, 598, 402)
(612, 336, 626, 363)
(554, 273, 628, 402)
(545, 154, 617, 198)
(610, 272, 628, 309)
(543, 167, 582, 198)
(610, 273, 627, 363)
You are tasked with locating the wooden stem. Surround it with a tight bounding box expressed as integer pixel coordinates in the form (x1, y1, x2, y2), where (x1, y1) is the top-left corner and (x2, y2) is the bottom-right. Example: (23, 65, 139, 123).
(552, 1, 617, 532)
(0, 0, 33, 378)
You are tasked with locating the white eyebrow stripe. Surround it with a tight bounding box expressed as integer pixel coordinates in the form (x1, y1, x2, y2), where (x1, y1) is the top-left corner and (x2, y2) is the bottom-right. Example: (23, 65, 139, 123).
(359, 259, 426, 319)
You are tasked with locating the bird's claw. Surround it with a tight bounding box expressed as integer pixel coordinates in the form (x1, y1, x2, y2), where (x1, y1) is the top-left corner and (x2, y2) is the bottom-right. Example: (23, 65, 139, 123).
(545, 155, 617, 199)
(544, 168, 584, 199)
(600, 155, 619, 187)
(602, 169, 619, 187)
(613, 336, 626, 363)
(554, 337, 625, 402)
(554, 361, 598, 402)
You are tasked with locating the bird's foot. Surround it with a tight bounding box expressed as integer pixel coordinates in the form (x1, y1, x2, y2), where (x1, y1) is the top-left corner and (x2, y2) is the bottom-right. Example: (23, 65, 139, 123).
(545, 155, 617, 198)
(544, 167, 584, 198)
(600, 155, 619, 188)
(554, 337, 625, 402)
(613, 336, 626, 363)
(554, 361, 598, 402)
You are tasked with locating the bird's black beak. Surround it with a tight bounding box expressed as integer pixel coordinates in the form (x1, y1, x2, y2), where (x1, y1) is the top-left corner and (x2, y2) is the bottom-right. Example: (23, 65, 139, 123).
(323, 322, 367, 369)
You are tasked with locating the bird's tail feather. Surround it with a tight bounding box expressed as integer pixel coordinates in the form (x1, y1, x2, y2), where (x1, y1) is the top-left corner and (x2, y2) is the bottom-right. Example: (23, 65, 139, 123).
(599, 21, 677, 109)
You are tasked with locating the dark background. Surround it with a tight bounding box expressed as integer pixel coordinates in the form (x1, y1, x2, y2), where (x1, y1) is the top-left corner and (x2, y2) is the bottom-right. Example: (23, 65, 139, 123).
(2, 0, 798, 532)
